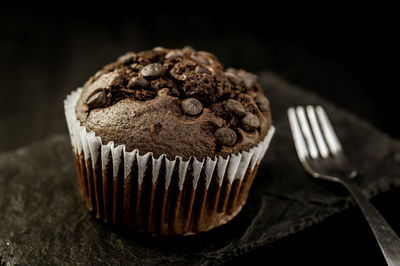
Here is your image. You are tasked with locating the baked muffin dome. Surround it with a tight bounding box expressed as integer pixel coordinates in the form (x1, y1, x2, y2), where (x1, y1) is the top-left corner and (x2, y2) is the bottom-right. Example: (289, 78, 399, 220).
(75, 46, 272, 160)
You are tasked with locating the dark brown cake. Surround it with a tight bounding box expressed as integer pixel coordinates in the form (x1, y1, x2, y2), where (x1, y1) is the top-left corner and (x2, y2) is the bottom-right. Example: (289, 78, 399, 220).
(66, 46, 274, 236)
(75, 46, 272, 160)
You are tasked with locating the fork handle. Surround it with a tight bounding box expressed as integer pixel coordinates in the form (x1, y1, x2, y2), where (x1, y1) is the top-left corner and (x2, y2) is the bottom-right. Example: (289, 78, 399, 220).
(341, 180, 400, 265)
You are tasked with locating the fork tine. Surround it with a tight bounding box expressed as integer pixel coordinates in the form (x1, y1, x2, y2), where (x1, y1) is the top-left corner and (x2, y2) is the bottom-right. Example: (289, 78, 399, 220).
(306, 106, 329, 158)
(315, 106, 343, 155)
(296, 106, 319, 159)
(288, 107, 309, 160)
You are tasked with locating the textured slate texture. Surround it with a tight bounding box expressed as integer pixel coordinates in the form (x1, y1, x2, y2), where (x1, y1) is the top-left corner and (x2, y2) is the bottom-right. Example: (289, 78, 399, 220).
(1, 72, 400, 265)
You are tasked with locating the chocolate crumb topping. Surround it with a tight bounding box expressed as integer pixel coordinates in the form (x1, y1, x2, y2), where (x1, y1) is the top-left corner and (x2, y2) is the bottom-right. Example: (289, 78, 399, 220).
(75, 47, 272, 160)
(151, 123, 162, 134)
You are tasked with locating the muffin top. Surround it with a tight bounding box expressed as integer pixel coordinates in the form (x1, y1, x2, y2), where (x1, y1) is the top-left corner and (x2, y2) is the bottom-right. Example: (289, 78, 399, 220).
(75, 46, 272, 160)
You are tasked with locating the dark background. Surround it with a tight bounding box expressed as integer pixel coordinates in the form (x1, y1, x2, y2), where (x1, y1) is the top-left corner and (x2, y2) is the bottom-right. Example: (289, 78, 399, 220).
(1, 5, 399, 265)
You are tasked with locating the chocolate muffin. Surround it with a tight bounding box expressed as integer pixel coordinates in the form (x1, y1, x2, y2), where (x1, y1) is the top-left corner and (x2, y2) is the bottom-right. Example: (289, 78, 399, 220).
(64, 46, 275, 236)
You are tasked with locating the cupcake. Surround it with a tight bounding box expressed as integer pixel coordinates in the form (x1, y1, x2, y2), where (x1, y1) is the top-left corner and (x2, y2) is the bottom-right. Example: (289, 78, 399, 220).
(64, 46, 274, 236)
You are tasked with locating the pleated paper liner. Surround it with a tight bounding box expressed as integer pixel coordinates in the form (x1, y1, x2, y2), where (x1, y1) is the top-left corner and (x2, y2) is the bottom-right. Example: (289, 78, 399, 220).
(65, 88, 275, 236)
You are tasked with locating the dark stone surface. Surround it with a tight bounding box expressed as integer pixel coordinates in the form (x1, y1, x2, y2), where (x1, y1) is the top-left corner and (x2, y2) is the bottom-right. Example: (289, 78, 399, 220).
(1, 72, 400, 265)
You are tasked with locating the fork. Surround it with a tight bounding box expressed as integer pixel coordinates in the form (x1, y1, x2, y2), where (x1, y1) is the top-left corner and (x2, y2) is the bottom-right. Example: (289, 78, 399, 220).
(288, 105, 400, 266)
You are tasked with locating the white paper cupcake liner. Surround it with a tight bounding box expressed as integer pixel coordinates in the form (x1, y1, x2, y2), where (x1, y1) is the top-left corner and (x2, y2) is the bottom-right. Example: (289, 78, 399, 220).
(64, 88, 275, 236)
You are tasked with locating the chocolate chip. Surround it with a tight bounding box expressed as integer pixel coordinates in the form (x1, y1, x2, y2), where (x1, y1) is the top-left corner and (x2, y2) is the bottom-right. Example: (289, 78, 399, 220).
(224, 99, 246, 116)
(183, 46, 195, 54)
(87, 90, 107, 109)
(165, 50, 184, 59)
(215, 127, 237, 146)
(182, 98, 203, 116)
(242, 112, 260, 131)
(225, 72, 241, 86)
(195, 66, 211, 74)
(153, 46, 166, 51)
(140, 63, 163, 78)
(127, 76, 149, 89)
(237, 70, 257, 89)
(191, 54, 209, 65)
(197, 51, 214, 58)
(117, 52, 136, 65)
(254, 95, 269, 112)
(94, 70, 103, 80)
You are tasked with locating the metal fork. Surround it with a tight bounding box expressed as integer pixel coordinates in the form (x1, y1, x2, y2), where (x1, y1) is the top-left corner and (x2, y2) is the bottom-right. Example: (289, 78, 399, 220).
(288, 105, 400, 266)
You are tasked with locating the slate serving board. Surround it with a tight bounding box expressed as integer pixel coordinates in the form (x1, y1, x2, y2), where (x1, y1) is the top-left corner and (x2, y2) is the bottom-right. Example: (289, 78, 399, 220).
(1, 72, 400, 265)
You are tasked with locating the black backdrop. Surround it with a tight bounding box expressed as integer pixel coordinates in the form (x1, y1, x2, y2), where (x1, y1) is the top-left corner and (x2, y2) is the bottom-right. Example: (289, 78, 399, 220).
(1, 5, 399, 265)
